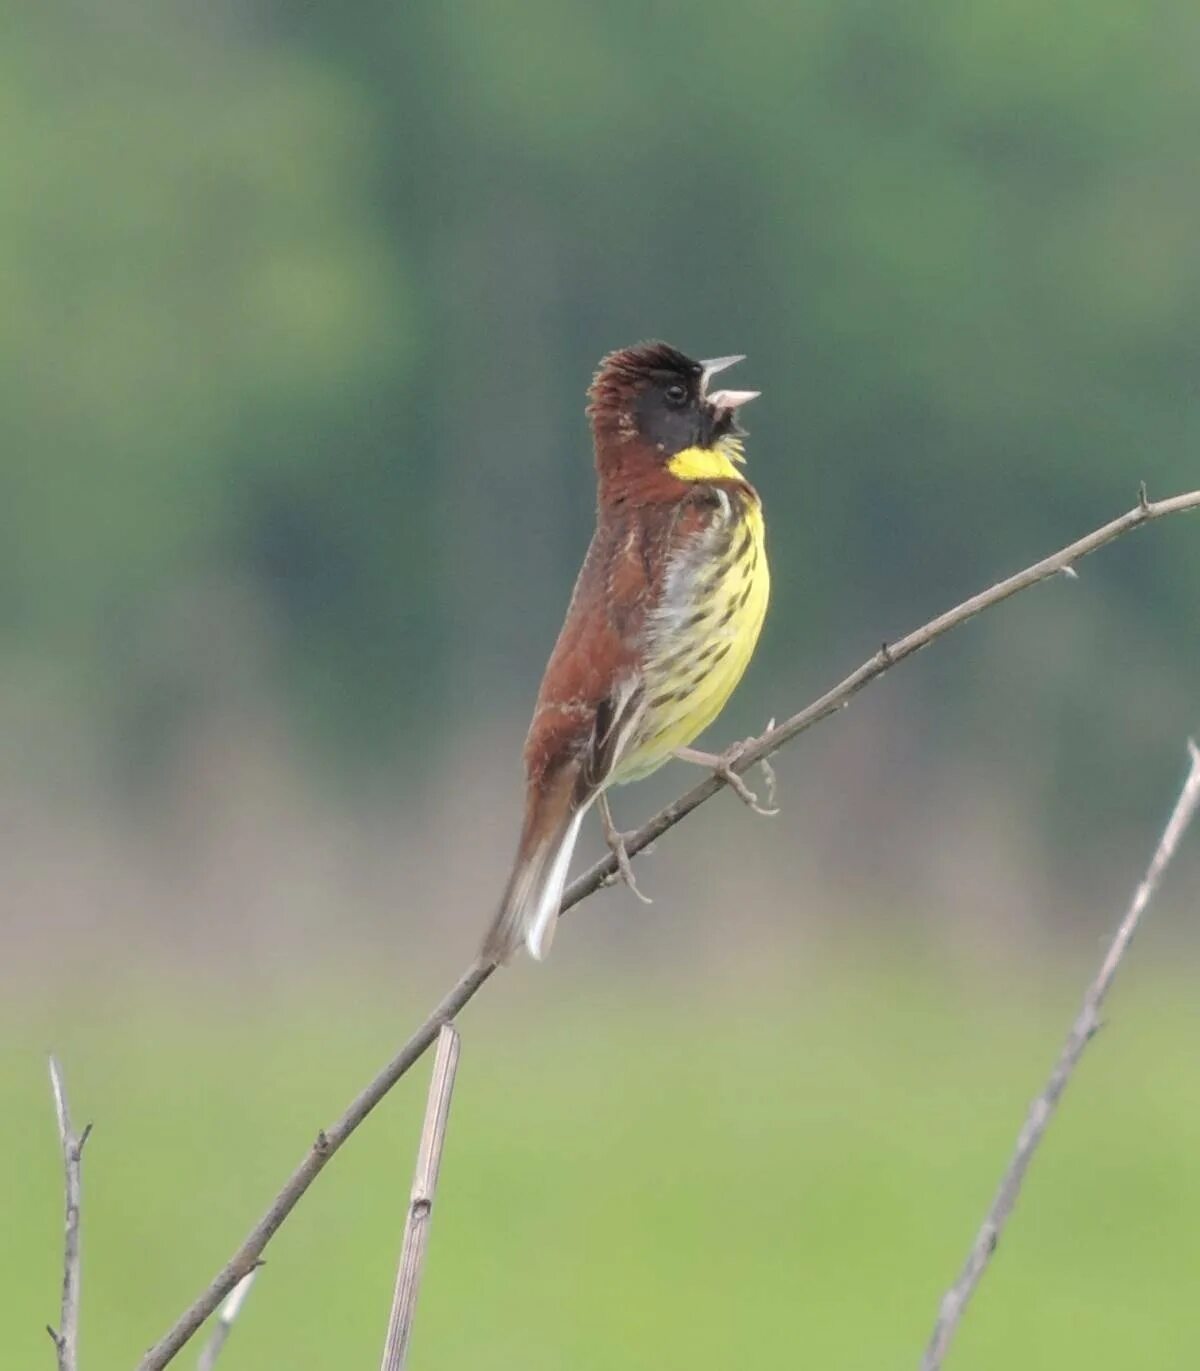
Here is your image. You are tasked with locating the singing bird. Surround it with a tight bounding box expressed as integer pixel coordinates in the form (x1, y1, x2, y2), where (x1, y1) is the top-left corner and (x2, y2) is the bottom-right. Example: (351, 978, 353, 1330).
(481, 342, 771, 963)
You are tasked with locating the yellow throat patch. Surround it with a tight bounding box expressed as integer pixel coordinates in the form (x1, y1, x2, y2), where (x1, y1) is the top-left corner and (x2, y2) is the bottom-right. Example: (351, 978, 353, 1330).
(666, 440, 746, 484)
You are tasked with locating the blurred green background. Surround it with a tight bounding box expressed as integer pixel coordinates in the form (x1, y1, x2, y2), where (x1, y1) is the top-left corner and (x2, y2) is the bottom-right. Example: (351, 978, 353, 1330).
(4, 0, 1200, 1366)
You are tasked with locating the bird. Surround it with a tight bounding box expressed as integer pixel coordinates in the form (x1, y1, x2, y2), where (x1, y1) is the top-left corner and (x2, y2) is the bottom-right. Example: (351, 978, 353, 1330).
(481, 341, 771, 964)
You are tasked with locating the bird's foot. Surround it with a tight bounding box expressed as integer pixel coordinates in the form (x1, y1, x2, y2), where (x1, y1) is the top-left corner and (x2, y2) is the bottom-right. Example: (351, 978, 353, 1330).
(675, 730, 780, 817)
(597, 793, 653, 903)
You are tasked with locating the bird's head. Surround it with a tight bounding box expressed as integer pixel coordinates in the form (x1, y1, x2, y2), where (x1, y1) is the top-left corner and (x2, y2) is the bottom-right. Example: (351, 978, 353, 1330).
(587, 342, 760, 472)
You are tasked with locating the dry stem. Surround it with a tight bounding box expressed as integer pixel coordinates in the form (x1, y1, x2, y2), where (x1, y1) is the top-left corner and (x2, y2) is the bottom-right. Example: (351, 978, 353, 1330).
(379, 1024, 461, 1371)
(47, 1056, 90, 1371)
(921, 739, 1200, 1369)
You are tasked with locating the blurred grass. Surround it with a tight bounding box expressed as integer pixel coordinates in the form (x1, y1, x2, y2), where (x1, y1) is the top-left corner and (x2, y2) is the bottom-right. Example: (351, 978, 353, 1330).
(5, 945, 1200, 1369)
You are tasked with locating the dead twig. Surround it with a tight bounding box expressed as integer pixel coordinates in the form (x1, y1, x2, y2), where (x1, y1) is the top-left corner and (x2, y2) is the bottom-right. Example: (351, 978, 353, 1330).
(921, 739, 1200, 1370)
(136, 485, 1200, 1371)
(379, 1024, 461, 1371)
(47, 1056, 91, 1371)
(195, 1269, 258, 1371)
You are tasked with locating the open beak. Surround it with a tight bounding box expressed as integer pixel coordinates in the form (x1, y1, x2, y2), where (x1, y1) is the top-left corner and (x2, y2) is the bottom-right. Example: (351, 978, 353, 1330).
(700, 355, 760, 410)
(706, 388, 761, 409)
(700, 354, 745, 387)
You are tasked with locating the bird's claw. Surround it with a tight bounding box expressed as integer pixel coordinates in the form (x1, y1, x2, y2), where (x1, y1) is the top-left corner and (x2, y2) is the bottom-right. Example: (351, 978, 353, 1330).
(597, 794, 653, 903)
(603, 827, 653, 903)
(714, 740, 779, 817)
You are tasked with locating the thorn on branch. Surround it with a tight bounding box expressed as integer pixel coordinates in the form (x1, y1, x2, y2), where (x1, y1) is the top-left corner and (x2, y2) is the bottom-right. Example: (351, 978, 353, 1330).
(878, 641, 893, 666)
(1060, 564, 1079, 580)
(1138, 481, 1151, 512)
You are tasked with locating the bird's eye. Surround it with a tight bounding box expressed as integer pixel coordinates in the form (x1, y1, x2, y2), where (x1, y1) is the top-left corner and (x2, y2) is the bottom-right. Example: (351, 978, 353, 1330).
(664, 382, 688, 407)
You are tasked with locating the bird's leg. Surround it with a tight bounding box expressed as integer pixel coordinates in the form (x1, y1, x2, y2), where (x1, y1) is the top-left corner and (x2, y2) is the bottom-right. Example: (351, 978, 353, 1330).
(675, 728, 779, 817)
(596, 792, 653, 904)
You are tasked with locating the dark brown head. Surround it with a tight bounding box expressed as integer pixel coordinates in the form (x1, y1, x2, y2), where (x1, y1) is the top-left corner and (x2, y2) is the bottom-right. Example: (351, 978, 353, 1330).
(587, 341, 759, 459)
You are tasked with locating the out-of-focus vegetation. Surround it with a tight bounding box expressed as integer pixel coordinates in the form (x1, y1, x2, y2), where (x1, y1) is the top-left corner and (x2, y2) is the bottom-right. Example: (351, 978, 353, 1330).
(4, 1, 1198, 789)
(8, 950, 1200, 1369)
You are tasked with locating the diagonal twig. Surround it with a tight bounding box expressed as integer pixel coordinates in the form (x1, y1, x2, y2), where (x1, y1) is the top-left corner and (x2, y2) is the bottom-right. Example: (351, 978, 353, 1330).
(379, 1024, 461, 1371)
(135, 485, 1200, 1370)
(195, 1269, 258, 1371)
(921, 739, 1200, 1370)
(47, 1056, 91, 1371)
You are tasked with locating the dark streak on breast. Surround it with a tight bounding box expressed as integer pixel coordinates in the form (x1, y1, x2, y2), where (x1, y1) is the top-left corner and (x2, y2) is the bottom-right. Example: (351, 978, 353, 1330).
(735, 525, 753, 561)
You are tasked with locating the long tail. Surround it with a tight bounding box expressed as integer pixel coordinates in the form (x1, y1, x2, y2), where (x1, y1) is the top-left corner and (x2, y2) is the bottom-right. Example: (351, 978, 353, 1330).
(481, 774, 592, 964)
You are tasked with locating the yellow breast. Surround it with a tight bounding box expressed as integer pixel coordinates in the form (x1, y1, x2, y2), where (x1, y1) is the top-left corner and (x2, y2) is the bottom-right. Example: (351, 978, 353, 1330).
(613, 446, 769, 785)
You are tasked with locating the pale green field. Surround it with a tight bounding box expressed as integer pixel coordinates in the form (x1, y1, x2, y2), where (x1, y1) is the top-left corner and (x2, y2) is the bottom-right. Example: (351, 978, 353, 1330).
(6, 947, 1200, 1369)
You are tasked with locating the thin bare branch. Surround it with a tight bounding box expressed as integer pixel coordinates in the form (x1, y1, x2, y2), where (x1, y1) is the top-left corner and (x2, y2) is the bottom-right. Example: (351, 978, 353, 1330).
(921, 739, 1200, 1370)
(136, 486, 1200, 1370)
(379, 1024, 462, 1371)
(47, 1056, 90, 1371)
(195, 1269, 258, 1371)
